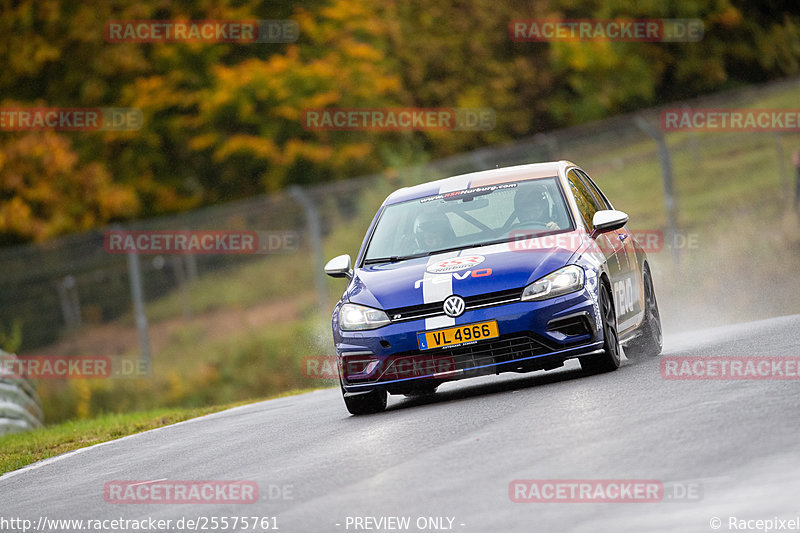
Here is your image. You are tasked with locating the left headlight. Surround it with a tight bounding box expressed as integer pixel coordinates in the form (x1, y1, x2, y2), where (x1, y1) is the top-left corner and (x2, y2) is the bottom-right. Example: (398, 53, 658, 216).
(521, 265, 585, 301)
(339, 303, 391, 331)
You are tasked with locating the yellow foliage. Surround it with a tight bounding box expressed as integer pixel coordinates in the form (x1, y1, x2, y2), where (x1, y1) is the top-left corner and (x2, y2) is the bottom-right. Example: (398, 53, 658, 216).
(0, 131, 139, 242)
(166, 370, 185, 403)
(73, 380, 91, 420)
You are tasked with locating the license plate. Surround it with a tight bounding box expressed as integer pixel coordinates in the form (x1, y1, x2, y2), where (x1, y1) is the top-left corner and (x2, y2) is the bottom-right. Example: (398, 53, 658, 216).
(417, 321, 499, 350)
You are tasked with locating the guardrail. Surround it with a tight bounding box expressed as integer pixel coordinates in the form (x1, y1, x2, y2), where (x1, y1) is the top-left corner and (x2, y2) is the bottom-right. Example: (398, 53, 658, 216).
(0, 350, 44, 435)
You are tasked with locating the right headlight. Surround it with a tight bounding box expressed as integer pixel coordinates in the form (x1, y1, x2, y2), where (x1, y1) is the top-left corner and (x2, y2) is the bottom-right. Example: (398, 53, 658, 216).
(521, 265, 585, 301)
(338, 303, 391, 331)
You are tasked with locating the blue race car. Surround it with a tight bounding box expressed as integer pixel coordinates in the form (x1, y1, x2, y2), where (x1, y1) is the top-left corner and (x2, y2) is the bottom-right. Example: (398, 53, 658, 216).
(324, 161, 662, 414)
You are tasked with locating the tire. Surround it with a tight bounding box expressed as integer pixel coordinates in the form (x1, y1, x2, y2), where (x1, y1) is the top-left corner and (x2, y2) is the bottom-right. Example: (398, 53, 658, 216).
(624, 267, 663, 359)
(342, 388, 387, 415)
(580, 282, 621, 375)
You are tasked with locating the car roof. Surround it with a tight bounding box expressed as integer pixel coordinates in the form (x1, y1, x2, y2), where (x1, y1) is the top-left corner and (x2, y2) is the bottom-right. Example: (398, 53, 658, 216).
(383, 160, 576, 205)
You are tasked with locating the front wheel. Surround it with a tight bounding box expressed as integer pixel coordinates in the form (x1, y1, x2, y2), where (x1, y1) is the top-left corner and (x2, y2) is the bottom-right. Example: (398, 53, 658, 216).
(580, 282, 621, 375)
(342, 388, 387, 415)
(624, 267, 663, 359)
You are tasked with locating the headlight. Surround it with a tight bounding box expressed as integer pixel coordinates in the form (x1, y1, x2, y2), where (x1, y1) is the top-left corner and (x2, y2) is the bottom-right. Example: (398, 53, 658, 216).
(521, 265, 585, 301)
(339, 303, 391, 331)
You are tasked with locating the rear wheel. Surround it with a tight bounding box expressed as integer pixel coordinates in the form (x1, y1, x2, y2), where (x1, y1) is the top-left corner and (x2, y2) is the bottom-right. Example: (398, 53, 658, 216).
(580, 283, 621, 375)
(624, 267, 663, 359)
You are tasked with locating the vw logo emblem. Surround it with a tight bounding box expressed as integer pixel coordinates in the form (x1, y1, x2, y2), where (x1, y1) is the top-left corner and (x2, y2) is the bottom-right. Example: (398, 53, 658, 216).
(443, 295, 466, 318)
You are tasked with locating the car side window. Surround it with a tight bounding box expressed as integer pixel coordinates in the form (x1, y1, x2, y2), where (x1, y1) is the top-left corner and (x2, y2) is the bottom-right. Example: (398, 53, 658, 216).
(576, 169, 612, 210)
(567, 169, 599, 231)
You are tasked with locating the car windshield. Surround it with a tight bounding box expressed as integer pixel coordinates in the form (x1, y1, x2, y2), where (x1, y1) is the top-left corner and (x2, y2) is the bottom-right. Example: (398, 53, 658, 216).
(363, 177, 573, 263)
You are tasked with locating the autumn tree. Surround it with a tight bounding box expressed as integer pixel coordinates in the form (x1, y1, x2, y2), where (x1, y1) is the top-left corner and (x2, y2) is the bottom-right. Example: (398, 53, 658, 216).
(1, 0, 799, 243)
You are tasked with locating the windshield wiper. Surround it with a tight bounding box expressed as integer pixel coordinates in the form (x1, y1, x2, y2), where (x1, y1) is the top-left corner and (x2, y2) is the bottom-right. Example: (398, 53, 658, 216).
(425, 238, 513, 256)
(363, 254, 425, 265)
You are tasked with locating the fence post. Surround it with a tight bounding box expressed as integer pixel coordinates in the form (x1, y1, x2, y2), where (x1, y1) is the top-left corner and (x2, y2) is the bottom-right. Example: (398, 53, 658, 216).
(56, 275, 82, 329)
(184, 254, 198, 283)
(793, 149, 800, 213)
(635, 116, 680, 265)
(126, 248, 152, 374)
(534, 133, 558, 161)
(170, 255, 193, 321)
(289, 186, 328, 314)
(774, 133, 789, 198)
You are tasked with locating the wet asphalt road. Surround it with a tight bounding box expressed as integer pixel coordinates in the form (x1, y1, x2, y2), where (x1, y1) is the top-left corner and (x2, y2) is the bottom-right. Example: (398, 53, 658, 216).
(2, 315, 799, 533)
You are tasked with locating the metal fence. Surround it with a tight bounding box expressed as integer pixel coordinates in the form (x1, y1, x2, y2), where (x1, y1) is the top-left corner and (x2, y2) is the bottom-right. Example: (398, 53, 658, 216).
(1, 76, 799, 355)
(0, 350, 44, 434)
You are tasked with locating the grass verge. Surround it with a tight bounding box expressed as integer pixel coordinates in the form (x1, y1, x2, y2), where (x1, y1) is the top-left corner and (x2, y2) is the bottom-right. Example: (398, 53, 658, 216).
(0, 389, 316, 476)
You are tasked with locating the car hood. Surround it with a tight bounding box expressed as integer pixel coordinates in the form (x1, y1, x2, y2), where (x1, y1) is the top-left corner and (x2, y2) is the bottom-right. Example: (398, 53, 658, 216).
(346, 230, 585, 310)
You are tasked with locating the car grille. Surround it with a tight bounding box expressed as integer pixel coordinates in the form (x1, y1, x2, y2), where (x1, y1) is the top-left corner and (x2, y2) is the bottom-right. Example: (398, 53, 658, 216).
(386, 288, 522, 322)
(352, 334, 554, 384)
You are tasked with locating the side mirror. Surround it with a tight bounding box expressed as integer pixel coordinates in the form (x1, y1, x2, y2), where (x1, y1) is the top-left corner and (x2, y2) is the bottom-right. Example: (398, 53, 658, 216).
(324, 254, 353, 279)
(592, 210, 629, 233)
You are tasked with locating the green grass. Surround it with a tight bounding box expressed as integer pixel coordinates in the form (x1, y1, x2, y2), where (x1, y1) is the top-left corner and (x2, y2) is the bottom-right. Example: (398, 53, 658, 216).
(0, 389, 318, 475)
(0, 405, 232, 475)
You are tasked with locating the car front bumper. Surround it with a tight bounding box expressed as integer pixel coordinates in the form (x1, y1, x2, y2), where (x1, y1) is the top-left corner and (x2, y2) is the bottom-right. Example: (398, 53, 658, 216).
(334, 288, 604, 395)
